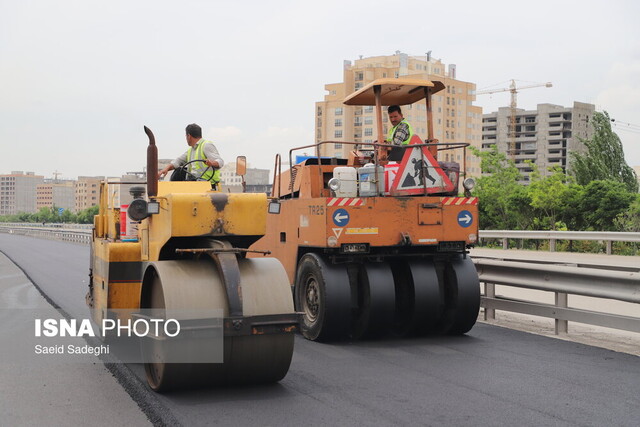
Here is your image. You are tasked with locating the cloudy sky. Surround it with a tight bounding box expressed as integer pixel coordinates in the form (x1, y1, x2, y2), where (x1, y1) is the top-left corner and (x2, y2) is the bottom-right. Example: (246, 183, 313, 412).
(1, 0, 638, 179)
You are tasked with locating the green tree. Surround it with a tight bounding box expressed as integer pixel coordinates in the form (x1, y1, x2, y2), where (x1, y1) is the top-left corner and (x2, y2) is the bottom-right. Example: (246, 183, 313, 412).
(470, 146, 533, 229)
(570, 111, 638, 193)
(77, 205, 99, 224)
(614, 194, 640, 232)
(577, 180, 635, 231)
(528, 166, 575, 230)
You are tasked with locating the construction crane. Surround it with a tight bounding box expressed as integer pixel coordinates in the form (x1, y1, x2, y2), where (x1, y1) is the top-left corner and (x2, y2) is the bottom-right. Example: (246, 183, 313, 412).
(476, 80, 552, 159)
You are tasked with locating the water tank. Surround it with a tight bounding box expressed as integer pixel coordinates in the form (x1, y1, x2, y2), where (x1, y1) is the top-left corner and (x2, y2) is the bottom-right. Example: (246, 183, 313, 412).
(358, 163, 384, 197)
(331, 167, 358, 197)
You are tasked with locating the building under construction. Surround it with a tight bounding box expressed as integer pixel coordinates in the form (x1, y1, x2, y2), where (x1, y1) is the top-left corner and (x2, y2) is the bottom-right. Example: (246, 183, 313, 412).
(482, 102, 595, 182)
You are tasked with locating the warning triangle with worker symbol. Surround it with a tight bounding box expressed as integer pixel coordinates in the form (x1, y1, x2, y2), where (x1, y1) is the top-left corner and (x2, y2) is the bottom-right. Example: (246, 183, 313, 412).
(389, 137, 454, 196)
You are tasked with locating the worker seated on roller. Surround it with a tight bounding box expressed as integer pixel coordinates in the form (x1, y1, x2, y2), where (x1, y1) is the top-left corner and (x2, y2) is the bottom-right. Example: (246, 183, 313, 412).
(385, 105, 414, 162)
(158, 123, 224, 189)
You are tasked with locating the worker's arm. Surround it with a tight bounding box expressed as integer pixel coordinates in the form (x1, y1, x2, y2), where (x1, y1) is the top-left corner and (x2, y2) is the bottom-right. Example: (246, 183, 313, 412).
(158, 164, 175, 180)
(203, 143, 224, 169)
(158, 151, 187, 179)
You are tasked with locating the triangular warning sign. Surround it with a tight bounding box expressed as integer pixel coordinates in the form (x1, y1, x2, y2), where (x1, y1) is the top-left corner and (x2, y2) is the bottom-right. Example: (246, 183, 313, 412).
(332, 228, 343, 239)
(389, 136, 454, 196)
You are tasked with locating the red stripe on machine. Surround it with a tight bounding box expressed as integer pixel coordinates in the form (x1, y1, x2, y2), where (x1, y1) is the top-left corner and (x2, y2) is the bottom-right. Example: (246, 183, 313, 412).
(442, 197, 478, 205)
(327, 198, 364, 207)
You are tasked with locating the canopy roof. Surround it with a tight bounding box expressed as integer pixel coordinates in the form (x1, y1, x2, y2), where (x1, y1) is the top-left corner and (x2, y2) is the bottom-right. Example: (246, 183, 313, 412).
(343, 78, 446, 106)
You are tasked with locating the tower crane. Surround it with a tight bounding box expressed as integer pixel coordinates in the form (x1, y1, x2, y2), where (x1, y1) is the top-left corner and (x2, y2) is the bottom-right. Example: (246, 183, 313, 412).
(476, 80, 552, 159)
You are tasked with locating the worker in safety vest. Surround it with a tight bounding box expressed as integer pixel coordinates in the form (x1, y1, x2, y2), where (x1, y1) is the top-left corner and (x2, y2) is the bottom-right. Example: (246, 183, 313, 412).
(384, 105, 414, 161)
(158, 123, 224, 188)
(387, 105, 414, 145)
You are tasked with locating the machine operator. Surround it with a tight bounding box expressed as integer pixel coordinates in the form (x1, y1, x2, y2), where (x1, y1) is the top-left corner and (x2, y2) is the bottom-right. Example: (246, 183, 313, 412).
(385, 105, 414, 161)
(158, 123, 224, 188)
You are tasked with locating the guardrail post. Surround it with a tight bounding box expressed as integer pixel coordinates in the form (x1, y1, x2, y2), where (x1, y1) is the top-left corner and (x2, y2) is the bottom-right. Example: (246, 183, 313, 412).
(606, 241, 612, 255)
(484, 283, 495, 321)
(549, 238, 556, 252)
(502, 238, 508, 250)
(555, 292, 568, 335)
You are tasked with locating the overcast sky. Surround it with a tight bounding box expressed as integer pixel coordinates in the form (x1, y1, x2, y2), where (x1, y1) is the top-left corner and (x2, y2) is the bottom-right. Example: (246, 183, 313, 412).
(1, 0, 638, 180)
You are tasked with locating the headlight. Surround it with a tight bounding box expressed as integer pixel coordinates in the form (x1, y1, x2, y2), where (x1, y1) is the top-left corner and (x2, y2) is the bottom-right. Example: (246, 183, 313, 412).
(328, 178, 341, 191)
(463, 178, 475, 191)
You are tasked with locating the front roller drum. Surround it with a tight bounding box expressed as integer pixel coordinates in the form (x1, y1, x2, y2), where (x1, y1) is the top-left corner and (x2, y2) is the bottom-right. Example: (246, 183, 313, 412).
(141, 258, 296, 392)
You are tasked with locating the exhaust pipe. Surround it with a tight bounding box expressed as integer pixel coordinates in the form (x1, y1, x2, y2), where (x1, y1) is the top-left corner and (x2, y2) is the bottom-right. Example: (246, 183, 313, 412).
(144, 126, 158, 198)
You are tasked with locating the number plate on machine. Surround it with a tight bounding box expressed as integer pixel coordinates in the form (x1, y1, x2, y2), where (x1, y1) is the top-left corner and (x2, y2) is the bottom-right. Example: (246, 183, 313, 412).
(340, 243, 369, 254)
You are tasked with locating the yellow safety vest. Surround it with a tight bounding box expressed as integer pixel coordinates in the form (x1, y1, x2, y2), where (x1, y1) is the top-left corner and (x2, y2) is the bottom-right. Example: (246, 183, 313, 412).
(387, 119, 414, 145)
(186, 140, 221, 184)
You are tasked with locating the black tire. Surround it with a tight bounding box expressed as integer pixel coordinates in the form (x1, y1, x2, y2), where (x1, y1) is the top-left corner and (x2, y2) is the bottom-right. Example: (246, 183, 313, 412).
(391, 259, 441, 336)
(436, 255, 481, 335)
(352, 262, 395, 339)
(294, 253, 351, 341)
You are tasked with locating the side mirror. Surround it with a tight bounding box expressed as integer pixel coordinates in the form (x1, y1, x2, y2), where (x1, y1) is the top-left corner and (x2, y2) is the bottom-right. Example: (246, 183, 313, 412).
(236, 156, 247, 176)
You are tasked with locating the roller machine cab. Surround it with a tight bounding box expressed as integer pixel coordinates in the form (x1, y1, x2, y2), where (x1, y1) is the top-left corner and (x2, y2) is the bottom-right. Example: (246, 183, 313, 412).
(86, 127, 298, 391)
(250, 78, 481, 341)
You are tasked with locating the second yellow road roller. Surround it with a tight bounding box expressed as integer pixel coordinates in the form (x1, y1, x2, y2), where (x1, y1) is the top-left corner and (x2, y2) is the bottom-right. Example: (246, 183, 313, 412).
(86, 127, 298, 391)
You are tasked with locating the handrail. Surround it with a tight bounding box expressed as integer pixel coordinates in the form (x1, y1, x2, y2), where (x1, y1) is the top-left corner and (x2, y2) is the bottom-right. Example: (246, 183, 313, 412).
(0, 224, 92, 245)
(479, 230, 640, 254)
(0, 222, 93, 230)
(474, 255, 640, 335)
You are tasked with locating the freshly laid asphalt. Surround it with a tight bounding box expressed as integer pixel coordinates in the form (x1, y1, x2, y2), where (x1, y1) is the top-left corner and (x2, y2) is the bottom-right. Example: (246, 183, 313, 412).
(1, 233, 639, 426)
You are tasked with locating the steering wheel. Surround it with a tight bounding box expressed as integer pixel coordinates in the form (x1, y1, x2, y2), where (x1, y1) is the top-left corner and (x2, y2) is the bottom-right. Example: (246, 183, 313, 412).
(170, 159, 213, 182)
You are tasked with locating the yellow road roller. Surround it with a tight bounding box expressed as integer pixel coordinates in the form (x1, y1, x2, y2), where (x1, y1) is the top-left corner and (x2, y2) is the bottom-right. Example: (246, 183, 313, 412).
(86, 127, 298, 391)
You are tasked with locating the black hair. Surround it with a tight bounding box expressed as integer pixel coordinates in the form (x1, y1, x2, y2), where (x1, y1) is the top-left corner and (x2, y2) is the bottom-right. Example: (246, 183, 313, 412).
(185, 123, 202, 138)
(387, 105, 402, 115)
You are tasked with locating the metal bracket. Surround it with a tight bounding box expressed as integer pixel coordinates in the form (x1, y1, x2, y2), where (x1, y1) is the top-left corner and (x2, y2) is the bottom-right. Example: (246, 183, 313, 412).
(204, 241, 244, 318)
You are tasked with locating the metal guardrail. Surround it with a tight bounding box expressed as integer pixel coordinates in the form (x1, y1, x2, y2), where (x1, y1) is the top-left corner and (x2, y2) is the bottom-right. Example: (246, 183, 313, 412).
(479, 230, 640, 254)
(0, 222, 93, 230)
(474, 256, 640, 335)
(0, 224, 92, 245)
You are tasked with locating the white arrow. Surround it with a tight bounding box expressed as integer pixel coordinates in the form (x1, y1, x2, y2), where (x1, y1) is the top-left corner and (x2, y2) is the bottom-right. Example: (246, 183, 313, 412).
(460, 214, 471, 224)
(334, 213, 348, 223)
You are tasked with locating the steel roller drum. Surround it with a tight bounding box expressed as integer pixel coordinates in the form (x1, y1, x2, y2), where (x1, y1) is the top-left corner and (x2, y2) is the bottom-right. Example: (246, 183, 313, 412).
(142, 257, 295, 391)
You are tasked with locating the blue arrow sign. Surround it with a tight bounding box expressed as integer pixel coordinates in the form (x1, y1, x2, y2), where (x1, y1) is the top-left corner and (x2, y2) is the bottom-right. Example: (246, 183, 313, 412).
(457, 210, 472, 228)
(58, 208, 64, 216)
(333, 208, 350, 227)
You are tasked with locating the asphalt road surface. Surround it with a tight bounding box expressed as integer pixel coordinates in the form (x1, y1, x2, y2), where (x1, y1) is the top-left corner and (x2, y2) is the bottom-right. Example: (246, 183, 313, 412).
(1, 233, 639, 426)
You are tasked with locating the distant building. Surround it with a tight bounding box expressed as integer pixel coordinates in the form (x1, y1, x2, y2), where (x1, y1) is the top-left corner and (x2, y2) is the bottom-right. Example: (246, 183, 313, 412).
(75, 176, 104, 211)
(220, 162, 271, 194)
(0, 171, 44, 215)
(482, 102, 595, 182)
(315, 51, 483, 176)
(36, 180, 76, 212)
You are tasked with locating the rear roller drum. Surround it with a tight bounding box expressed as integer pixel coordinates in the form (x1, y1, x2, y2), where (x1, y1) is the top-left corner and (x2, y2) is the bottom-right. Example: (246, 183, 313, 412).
(436, 255, 481, 335)
(295, 253, 351, 341)
(141, 258, 295, 392)
(352, 263, 395, 339)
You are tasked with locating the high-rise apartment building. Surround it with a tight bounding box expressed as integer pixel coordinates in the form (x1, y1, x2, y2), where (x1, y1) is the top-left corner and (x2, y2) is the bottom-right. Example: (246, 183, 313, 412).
(481, 102, 595, 182)
(0, 171, 44, 215)
(315, 52, 482, 176)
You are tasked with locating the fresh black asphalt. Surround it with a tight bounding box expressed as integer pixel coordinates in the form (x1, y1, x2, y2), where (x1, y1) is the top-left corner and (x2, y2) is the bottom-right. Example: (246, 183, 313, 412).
(1, 233, 639, 426)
